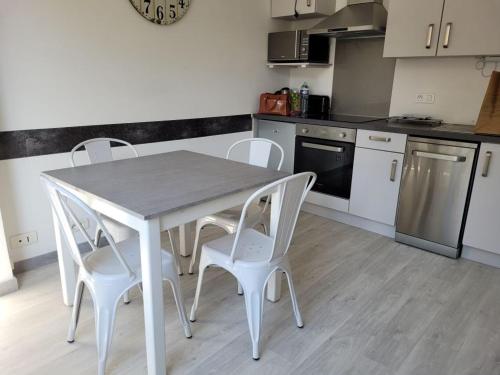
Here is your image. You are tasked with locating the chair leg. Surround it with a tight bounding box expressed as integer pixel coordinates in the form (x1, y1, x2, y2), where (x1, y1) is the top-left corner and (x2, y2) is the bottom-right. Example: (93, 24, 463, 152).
(94, 298, 118, 375)
(95, 229, 103, 248)
(168, 230, 183, 276)
(237, 282, 244, 295)
(261, 222, 268, 236)
(166, 278, 192, 338)
(67, 279, 85, 343)
(123, 290, 131, 304)
(188, 221, 203, 274)
(241, 281, 265, 360)
(189, 256, 209, 322)
(284, 270, 304, 328)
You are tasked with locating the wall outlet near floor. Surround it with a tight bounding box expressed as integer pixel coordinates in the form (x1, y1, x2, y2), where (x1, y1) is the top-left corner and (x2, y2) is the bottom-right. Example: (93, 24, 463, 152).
(415, 93, 435, 104)
(10, 231, 38, 248)
(71, 218, 90, 232)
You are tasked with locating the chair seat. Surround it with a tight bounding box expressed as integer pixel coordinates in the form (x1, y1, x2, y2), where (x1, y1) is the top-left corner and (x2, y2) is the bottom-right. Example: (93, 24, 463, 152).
(204, 203, 265, 229)
(83, 237, 173, 277)
(101, 216, 137, 243)
(202, 228, 274, 264)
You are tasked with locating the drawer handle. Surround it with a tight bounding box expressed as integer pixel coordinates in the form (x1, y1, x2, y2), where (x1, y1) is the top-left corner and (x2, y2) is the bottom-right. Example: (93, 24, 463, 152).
(482, 151, 492, 177)
(390, 160, 398, 182)
(426, 24, 434, 49)
(413, 150, 466, 162)
(273, 129, 279, 134)
(369, 135, 391, 143)
(302, 142, 344, 153)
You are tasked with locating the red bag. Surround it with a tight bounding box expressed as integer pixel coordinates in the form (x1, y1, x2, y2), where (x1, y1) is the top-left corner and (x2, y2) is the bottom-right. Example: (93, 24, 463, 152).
(258, 93, 291, 116)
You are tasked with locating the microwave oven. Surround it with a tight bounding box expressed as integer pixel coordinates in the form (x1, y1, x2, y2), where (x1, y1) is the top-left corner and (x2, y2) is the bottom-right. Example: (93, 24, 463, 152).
(268, 30, 330, 63)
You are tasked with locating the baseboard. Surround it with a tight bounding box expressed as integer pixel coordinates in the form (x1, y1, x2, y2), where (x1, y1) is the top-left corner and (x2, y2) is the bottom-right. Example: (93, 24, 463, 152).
(462, 246, 500, 269)
(0, 276, 18, 296)
(13, 242, 94, 275)
(302, 202, 396, 238)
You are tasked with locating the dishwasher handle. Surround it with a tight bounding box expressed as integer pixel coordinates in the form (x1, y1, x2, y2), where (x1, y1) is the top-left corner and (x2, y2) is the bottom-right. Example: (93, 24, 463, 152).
(412, 150, 466, 162)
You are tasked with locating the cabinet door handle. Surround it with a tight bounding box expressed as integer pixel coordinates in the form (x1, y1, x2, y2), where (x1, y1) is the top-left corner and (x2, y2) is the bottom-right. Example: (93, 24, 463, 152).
(369, 135, 391, 143)
(426, 24, 434, 49)
(390, 160, 398, 182)
(443, 22, 452, 48)
(307, 0, 312, 6)
(482, 151, 492, 177)
(273, 129, 279, 134)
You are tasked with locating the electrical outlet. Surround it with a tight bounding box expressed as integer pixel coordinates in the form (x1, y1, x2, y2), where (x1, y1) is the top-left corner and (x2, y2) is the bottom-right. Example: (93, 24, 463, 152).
(71, 218, 90, 232)
(415, 93, 435, 104)
(10, 231, 38, 248)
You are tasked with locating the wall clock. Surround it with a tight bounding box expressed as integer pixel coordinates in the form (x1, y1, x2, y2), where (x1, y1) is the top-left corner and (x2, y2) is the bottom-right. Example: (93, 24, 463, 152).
(129, 0, 190, 25)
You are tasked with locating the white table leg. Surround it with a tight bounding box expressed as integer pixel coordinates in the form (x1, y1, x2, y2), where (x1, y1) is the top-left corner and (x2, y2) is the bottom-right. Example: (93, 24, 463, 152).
(52, 208, 76, 306)
(179, 222, 194, 257)
(266, 190, 282, 302)
(139, 218, 166, 375)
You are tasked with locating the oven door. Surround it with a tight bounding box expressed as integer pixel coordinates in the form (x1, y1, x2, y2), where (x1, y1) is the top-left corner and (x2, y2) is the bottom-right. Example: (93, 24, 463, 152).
(294, 136, 355, 199)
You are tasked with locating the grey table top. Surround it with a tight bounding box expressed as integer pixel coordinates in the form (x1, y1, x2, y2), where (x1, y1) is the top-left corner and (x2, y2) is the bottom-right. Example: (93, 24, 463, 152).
(42, 150, 289, 220)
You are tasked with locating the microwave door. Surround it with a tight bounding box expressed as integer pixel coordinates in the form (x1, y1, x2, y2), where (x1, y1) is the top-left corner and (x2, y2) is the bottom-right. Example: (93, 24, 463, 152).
(268, 31, 300, 61)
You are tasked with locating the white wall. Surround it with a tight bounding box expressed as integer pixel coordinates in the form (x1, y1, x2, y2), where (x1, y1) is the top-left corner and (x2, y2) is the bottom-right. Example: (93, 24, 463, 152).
(0, 0, 288, 131)
(0, 0, 289, 263)
(389, 57, 491, 125)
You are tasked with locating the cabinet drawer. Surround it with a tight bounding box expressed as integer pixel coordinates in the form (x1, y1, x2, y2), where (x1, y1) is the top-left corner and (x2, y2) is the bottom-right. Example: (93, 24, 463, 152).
(356, 130, 407, 153)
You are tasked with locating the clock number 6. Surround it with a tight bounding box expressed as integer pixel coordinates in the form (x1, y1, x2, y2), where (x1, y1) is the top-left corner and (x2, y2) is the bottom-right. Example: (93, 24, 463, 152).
(169, 4, 176, 19)
(156, 5, 164, 21)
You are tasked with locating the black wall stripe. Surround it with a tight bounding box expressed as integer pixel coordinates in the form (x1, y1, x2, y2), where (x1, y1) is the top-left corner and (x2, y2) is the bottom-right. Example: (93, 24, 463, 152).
(0, 114, 252, 160)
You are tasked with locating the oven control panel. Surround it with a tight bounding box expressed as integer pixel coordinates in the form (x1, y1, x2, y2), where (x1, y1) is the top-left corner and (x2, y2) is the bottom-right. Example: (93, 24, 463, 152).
(296, 123, 356, 143)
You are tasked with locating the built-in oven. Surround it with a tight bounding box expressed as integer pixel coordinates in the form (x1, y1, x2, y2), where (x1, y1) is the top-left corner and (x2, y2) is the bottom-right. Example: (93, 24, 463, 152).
(294, 124, 357, 199)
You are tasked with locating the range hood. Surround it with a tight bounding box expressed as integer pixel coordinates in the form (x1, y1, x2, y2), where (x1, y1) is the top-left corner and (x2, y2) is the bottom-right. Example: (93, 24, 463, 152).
(308, 0, 387, 38)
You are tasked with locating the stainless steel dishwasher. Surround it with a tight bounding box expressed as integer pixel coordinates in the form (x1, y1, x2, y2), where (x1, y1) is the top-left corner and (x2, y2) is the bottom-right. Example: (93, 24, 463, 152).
(395, 137, 478, 258)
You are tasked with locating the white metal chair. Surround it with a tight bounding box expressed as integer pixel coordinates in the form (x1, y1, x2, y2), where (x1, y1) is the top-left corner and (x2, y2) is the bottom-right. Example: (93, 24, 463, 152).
(41, 176, 192, 375)
(70, 138, 183, 277)
(188, 138, 285, 277)
(189, 172, 316, 360)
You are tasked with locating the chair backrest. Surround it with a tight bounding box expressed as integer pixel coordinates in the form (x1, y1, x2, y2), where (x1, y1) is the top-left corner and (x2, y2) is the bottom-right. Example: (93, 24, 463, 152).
(230, 172, 316, 263)
(70, 138, 138, 167)
(41, 176, 134, 277)
(226, 138, 284, 171)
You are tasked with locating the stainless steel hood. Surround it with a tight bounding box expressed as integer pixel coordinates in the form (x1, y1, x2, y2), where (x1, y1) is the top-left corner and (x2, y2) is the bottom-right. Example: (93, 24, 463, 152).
(308, 0, 387, 38)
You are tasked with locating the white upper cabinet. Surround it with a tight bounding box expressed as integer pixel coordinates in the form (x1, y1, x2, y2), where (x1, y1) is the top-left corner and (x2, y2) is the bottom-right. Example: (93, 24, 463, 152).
(384, 0, 500, 58)
(271, 0, 335, 19)
(437, 0, 500, 56)
(383, 0, 444, 58)
(463, 143, 500, 255)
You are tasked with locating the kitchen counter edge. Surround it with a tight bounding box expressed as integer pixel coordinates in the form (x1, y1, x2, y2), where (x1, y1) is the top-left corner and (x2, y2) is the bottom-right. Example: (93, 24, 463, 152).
(253, 114, 500, 145)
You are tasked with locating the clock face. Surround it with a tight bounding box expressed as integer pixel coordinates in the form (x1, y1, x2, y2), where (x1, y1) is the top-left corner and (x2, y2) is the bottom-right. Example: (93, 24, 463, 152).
(129, 0, 190, 25)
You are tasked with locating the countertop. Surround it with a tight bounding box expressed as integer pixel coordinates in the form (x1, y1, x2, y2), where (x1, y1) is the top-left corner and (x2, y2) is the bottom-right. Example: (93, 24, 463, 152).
(253, 113, 500, 145)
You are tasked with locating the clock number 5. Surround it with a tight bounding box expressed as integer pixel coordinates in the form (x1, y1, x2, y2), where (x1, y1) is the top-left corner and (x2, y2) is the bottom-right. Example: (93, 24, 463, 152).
(169, 4, 176, 19)
(156, 5, 164, 21)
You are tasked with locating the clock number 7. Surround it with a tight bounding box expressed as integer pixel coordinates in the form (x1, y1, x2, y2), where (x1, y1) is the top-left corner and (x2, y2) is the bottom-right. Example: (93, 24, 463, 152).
(143, 0, 151, 13)
(169, 4, 176, 19)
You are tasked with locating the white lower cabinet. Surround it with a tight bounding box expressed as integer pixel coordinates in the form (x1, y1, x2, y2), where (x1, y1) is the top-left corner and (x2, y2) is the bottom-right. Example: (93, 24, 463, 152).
(349, 147, 404, 226)
(463, 143, 500, 254)
(256, 120, 295, 173)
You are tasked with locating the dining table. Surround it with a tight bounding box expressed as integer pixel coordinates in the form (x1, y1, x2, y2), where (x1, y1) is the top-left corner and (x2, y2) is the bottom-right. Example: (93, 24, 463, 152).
(41, 150, 289, 375)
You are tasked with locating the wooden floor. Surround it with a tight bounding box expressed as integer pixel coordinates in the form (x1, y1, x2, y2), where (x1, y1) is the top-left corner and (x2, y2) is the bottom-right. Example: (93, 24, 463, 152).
(2, 212, 500, 375)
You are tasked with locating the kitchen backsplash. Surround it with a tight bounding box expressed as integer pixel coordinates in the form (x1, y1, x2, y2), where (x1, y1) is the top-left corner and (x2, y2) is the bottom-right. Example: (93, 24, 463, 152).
(389, 57, 491, 125)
